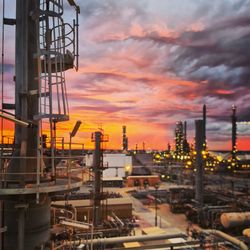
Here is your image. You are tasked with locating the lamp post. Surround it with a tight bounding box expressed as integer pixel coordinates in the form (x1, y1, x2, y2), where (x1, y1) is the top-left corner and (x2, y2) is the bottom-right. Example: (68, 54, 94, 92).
(68, 120, 81, 186)
(155, 182, 160, 227)
(69, 120, 82, 157)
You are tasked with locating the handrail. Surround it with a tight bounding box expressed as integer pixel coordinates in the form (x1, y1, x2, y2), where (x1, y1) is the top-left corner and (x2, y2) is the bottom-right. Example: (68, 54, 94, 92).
(202, 229, 248, 250)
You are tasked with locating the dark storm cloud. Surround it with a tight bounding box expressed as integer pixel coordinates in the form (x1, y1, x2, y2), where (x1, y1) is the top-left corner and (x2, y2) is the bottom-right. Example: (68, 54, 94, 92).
(64, 0, 250, 149)
(168, 14, 250, 95)
(238, 107, 250, 122)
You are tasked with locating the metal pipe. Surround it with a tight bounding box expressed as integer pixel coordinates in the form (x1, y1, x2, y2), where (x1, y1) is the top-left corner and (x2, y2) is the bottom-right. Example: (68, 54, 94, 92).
(66, 233, 186, 246)
(0, 113, 29, 127)
(202, 229, 248, 250)
(111, 212, 124, 227)
(220, 212, 250, 229)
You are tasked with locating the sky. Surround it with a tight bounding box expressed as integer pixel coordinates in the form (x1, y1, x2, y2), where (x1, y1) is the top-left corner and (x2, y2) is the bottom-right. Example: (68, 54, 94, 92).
(1, 0, 250, 150)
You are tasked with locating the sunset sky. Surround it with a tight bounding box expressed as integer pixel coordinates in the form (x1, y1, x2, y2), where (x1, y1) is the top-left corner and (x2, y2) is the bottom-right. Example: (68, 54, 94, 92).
(1, 0, 250, 150)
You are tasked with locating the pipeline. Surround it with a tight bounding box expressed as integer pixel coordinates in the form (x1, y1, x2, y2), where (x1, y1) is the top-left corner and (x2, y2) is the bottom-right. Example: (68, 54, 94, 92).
(66, 232, 186, 246)
(220, 212, 250, 229)
(202, 229, 248, 250)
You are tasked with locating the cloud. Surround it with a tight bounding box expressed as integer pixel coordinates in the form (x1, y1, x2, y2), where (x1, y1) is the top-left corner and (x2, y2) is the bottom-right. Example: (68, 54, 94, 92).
(2, 0, 250, 150)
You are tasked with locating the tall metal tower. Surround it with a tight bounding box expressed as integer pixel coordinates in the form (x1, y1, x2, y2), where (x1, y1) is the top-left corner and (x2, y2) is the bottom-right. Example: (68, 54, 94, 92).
(0, 1, 80, 249)
(195, 120, 204, 209)
(203, 104, 207, 150)
(122, 125, 128, 151)
(231, 105, 237, 162)
(175, 121, 184, 157)
(92, 131, 109, 227)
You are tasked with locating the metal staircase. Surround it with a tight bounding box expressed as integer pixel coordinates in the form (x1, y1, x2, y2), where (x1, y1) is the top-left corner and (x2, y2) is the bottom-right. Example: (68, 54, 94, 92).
(35, 0, 79, 122)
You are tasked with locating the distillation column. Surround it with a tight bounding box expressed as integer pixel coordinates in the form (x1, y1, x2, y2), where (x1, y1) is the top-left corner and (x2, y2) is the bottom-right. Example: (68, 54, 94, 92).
(195, 120, 204, 209)
(203, 104, 206, 150)
(2, 0, 80, 248)
(93, 131, 102, 227)
(122, 125, 128, 151)
(231, 105, 237, 162)
(4, 1, 50, 249)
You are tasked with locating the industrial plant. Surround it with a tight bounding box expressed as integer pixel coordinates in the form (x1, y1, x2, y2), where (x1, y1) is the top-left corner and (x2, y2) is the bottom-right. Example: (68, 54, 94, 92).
(0, 0, 249, 250)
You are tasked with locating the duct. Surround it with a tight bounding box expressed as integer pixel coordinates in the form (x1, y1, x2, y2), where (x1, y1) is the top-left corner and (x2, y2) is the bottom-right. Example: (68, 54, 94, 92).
(66, 233, 186, 246)
(202, 230, 248, 250)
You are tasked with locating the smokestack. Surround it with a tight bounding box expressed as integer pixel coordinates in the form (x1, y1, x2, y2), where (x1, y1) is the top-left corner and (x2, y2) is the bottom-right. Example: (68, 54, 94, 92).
(195, 120, 204, 208)
(142, 142, 146, 152)
(203, 104, 206, 149)
(232, 105, 237, 161)
(122, 125, 128, 151)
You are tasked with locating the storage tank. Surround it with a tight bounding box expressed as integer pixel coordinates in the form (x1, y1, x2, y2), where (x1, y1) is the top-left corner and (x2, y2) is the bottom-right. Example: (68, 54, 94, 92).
(242, 228, 250, 238)
(220, 212, 250, 228)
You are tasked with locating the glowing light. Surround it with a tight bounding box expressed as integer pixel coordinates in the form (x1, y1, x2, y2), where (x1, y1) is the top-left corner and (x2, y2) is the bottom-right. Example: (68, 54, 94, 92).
(125, 165, 132, 173)
(217, 156, 223, 162)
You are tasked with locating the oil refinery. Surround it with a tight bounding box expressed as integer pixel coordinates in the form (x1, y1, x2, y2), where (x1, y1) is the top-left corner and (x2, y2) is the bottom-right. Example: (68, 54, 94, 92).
(0, 0, 249, 249)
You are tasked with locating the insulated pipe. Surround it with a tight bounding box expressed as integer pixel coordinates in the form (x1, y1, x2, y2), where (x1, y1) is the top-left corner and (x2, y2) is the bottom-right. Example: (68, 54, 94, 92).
(202, 230, 248, 250)
(220, 212, 250, 229)
(243, 228, 250, 238)
(66, 233, 186, 246)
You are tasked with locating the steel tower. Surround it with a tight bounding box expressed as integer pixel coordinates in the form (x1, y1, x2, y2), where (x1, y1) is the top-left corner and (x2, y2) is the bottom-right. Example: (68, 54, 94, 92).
(0, 1, 80, 249)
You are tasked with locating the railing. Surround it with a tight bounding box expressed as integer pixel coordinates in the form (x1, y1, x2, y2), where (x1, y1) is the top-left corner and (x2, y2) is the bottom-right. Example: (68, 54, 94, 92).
(0, 154, 89, 203)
